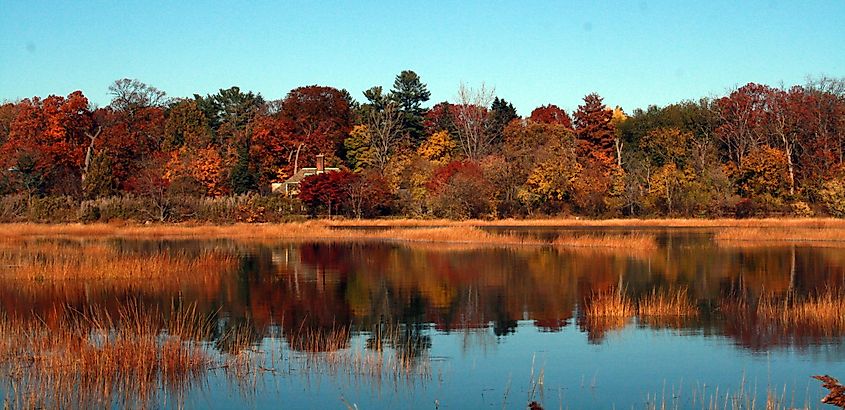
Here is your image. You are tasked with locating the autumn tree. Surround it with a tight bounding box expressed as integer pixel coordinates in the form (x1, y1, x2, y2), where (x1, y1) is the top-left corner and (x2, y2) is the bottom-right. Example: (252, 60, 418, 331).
(734, 146, 791, 202)
(574, 93, 616, 159)
(424, 102, 459, 137)
(714, 83, 772, 168)
(529, 104, 572, 128)
(427, 160, 493, 219)
(3, 91, 94, 195)
(164, 147, 228, 196)
(344, 124, 373, 171)
(346, 171, 393, 218)
(279, 85, 352, 171)
(298, 170, 357, 217)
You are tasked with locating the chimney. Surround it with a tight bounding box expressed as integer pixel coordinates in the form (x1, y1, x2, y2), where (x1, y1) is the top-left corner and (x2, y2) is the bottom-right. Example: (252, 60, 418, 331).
(316, 154, 325, 172)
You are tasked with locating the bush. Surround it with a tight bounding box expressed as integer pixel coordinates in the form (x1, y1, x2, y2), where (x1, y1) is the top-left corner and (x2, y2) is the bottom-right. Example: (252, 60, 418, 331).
(734, 198, 757, 219)
(819, 175, 845, 217)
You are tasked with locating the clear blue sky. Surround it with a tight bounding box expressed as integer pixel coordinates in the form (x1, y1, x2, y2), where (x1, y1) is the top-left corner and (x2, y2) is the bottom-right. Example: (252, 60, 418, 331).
(1, 0, 843, 114)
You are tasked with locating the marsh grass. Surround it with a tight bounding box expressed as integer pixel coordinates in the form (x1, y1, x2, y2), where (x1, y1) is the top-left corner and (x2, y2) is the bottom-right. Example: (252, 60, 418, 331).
(638, 287, 699, 327)
(756, 289, 845, 335)
(644, 380, 806, 410)
(715, 227, 845, 247)
(581, 289, 636, 338)
(553, 233, 658, 250)
(0, 223, 667, 251)
(0, 301, 214, 409)
(0, 239, 237, 285)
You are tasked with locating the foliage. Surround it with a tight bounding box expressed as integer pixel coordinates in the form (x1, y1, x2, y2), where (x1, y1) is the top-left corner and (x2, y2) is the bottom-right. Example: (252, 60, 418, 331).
(163, 99, 212, 150)
(390, 70, 430, 144)
(82, 152, 117, 199)
(2, 77, 845, 220)
(298, 170, 357, 217)
(417, 130, 456, 165)
(734, 146, 791, 199)
(344, 124, 374, 171)
(529, 104, 572, 128)
(819, 173, 845, 217)
(427, 161, 493, 219)
(574, 93, 616, 158)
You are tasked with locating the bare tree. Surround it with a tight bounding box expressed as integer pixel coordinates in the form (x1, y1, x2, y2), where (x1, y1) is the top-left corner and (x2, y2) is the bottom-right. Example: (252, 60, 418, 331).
(108, 78, 168, 113)
(367, 102, 404, 173)
(455, 83, 495, 160)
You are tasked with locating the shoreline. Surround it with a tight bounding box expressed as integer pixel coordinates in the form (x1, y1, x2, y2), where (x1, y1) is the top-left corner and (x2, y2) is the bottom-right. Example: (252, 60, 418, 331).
(1, 218, 845, 247)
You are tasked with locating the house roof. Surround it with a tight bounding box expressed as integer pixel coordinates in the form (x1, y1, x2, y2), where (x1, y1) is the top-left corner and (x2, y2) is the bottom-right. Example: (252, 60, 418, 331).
(282, 167, 340, 185)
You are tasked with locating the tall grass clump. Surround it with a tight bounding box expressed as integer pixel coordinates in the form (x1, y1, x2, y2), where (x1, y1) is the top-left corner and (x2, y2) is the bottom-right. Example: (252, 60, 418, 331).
(580, 289, 635, 340)
(0, 302, 214, 409)
(553, 233, 658, 250)
(637, 287, 699, 323)
(757, 289, 845, 335)
(0, 239, 237, 282)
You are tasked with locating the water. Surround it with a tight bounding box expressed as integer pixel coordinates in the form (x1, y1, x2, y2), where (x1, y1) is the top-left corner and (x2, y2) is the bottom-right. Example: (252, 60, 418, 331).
(1, 228, 844, 409)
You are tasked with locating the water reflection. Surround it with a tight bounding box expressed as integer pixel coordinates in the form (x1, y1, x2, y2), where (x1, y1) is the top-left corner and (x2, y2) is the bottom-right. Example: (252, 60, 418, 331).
(1, 233, 844, 354)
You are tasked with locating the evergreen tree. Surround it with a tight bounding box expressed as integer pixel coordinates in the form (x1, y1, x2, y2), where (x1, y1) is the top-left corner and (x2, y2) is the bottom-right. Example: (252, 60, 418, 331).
(574, 93, 616, 158)
(487, 97, 518, 145)
(230, 143, 258, 194)
(389, 70, 431, 144)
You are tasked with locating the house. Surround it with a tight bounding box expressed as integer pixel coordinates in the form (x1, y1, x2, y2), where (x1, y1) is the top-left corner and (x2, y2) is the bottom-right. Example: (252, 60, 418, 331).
(272, 154, 340, 195)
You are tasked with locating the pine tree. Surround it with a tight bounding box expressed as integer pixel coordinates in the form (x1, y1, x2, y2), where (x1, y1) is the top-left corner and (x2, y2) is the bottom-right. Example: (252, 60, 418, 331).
(389, 70, 431, 145)
(487, 97, 518, 145)
(574, 93, 615, 158)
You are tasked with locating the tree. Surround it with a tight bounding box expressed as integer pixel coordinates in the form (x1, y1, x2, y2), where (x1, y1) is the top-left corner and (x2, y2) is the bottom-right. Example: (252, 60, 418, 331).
(0, 103, 20, 146)
(427, 160, 493, 219)
(298, 170, 357, 217)
(641, 127, 692, 167)
(366, 102, 405, 173)
(529, 104, 572, 128)
(92, 105, 165, 190)
(279, 85, 352, 169)
(424, 102, 459, 137)
(344, 125, 373, 171)
(735, 146, 791, 201)
(574, 93, 616, 158)
(417, 130, 457, 165)
(163, 99, 212, 150)
(503, 120, 574, 212)
(82, 151, 117, 199)
(523, 137, 581, 210)
(610, 106, 627, 167)
(194, 86, 264, 147)
(164, 147, 228, 196)
(229, 143, 258, 194)
(346, 171, 393, 218)
(389, 70, 430, 144)
(3, 91, 94, 195)
(487, 97, 518, 145)
(714, 83, 771, 168)
(454, 83, 495, 160)
(125, 155, 172, 221)
(108, 78, 168, 114)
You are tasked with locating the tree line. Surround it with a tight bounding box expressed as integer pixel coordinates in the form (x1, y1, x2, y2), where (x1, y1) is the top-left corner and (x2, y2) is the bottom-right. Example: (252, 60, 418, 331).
(1, 72, 844, 220)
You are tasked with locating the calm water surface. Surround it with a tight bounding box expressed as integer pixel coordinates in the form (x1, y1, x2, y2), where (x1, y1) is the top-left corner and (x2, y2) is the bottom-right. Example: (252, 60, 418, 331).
(1, 228, 844, 409)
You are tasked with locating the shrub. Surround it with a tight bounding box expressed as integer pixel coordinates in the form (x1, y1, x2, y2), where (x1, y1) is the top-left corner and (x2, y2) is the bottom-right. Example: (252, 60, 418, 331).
(819, 175, 845, 217)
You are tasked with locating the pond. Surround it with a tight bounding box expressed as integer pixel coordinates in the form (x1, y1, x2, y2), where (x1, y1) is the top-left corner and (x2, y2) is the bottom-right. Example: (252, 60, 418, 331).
(1, 228, 843, 409)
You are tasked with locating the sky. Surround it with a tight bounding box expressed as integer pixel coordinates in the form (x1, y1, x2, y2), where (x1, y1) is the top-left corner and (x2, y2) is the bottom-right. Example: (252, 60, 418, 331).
(1, 0, 843, 114)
